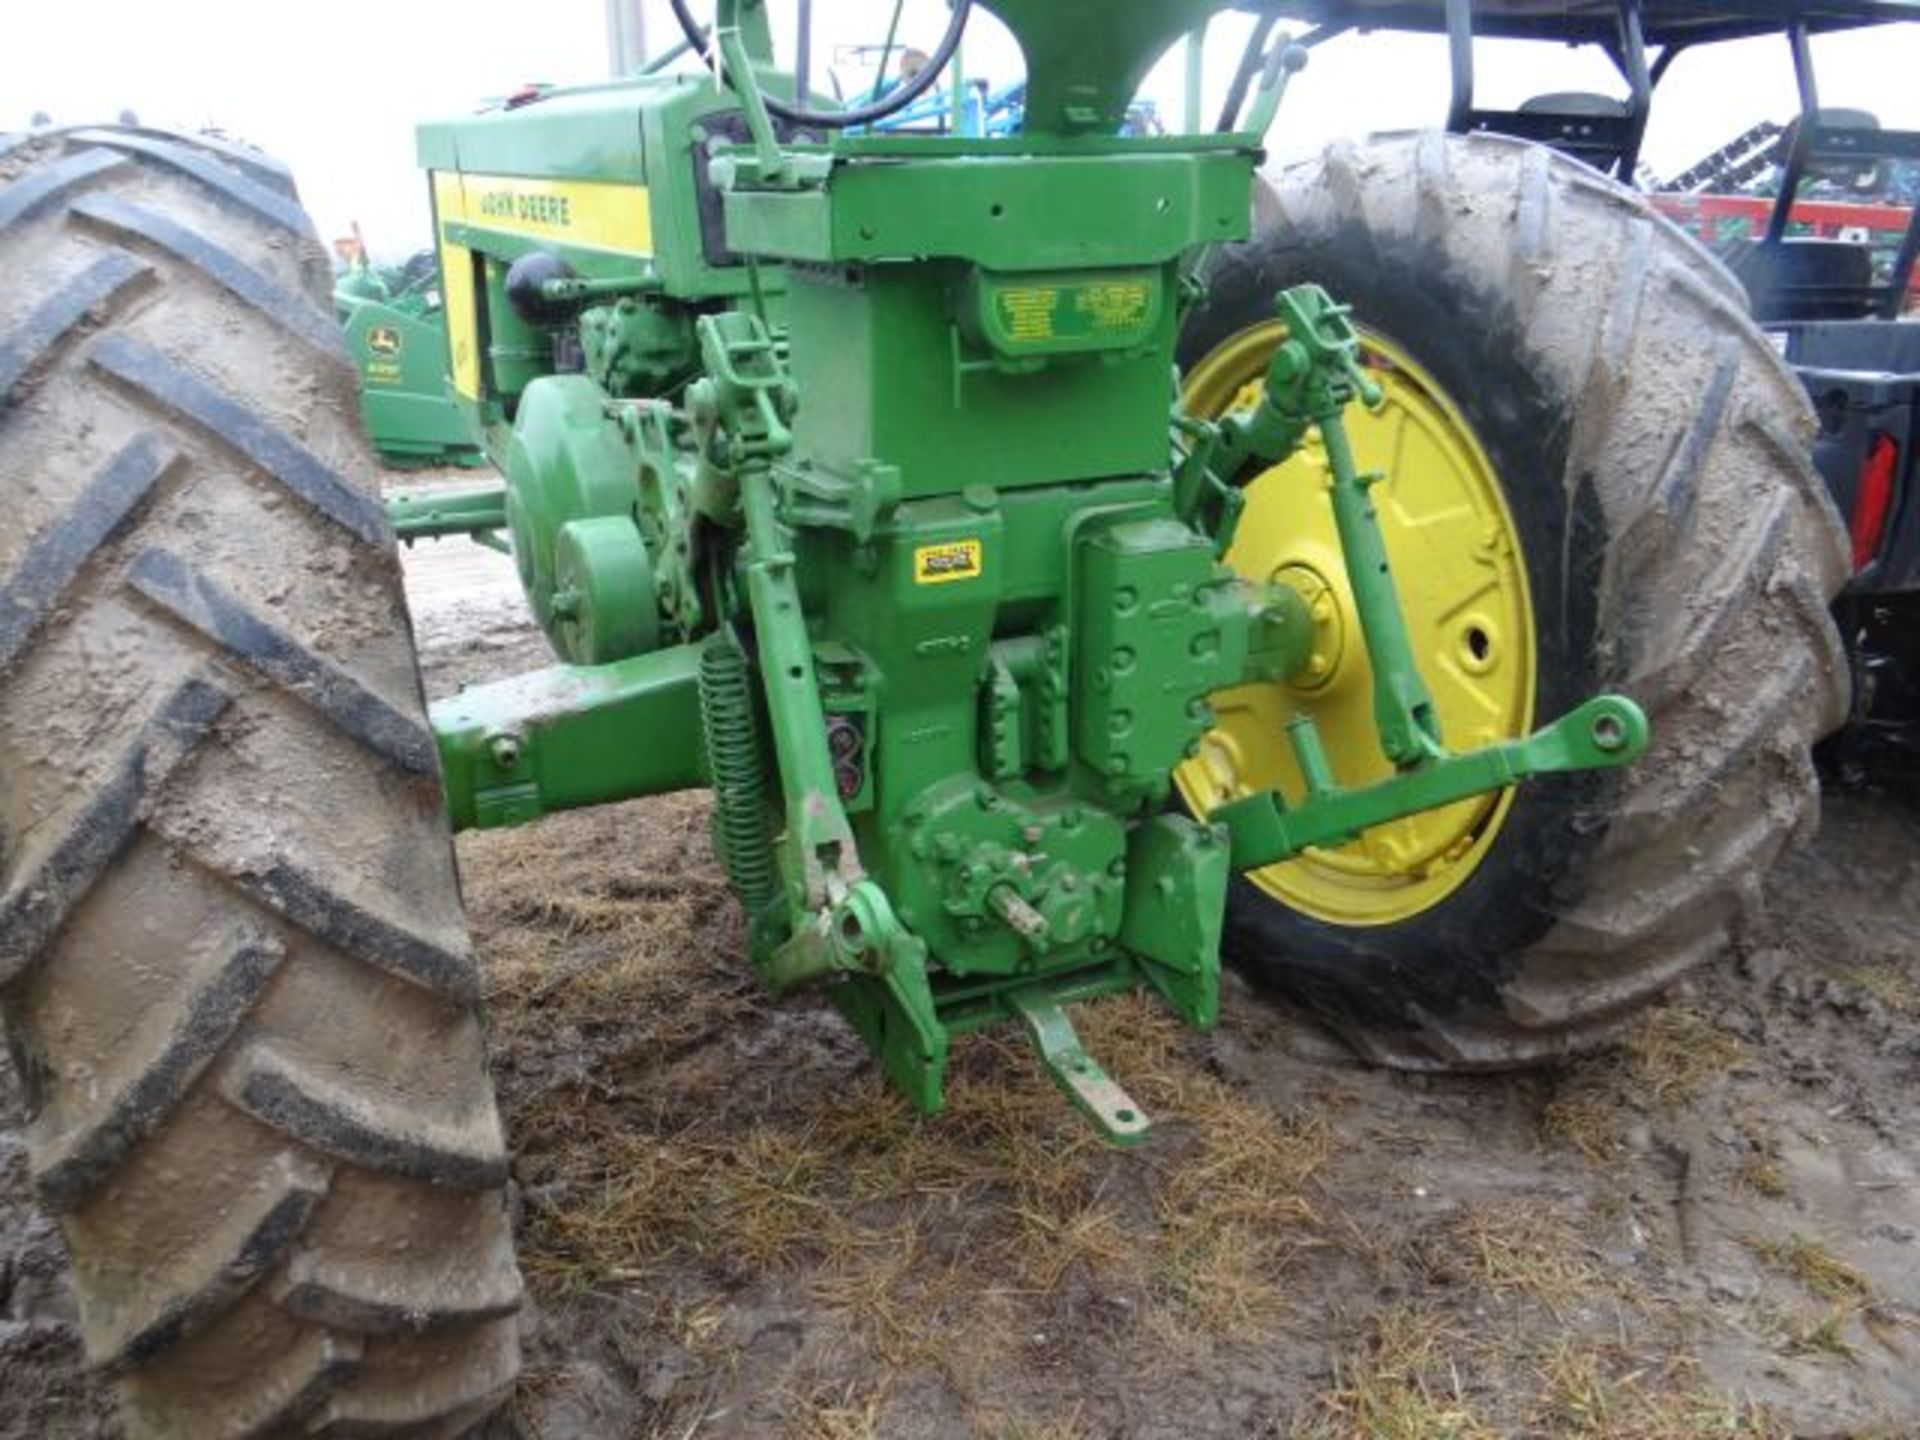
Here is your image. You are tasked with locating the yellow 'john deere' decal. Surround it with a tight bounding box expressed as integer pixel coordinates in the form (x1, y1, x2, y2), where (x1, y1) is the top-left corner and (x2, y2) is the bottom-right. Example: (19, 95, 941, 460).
(913, 540, 983, 585)
(432, 171, 653, 254)
(431, 173, 482, 400)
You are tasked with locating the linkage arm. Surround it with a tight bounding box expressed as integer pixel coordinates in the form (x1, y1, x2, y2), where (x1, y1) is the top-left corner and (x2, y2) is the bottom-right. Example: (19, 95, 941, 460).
(1209, 284, 1443, 767)
(1213, 696, 1649, 872)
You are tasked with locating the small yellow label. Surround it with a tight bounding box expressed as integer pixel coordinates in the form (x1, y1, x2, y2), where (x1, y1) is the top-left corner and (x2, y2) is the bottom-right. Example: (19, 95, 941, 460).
(914, 539, 983, 585)
(996, 286, 1059, 341)
(1075, 279, 1150, 332)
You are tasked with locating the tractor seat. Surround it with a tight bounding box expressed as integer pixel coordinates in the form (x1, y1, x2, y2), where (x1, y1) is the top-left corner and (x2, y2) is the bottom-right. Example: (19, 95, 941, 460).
(1775, 107, 1890, 191)
(1519, 92, 1630, 120)
(1722, 237, 1879, 323)
(1502, 92, 1636, 173)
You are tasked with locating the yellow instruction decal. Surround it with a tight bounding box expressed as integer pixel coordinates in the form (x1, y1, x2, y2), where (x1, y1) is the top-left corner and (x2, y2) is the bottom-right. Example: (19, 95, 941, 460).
(914, 540, 983, 585)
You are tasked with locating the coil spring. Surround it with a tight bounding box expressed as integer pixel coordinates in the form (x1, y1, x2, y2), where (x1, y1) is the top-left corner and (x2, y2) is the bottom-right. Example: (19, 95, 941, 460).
(698, 630, 777, 916)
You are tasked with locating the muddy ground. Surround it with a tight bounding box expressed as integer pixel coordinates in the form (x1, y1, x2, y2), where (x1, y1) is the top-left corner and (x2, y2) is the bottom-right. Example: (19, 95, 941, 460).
(4, 533, 1919, 1439)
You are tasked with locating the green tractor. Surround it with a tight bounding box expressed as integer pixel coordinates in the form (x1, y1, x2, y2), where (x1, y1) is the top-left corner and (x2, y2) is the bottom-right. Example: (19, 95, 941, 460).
(0, 2, 1846, 1432)
(335, 245, 487, 468)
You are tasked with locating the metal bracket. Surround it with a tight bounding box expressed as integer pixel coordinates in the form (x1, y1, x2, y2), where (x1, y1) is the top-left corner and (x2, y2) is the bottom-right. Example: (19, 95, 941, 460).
(1008, 988, 1152, 1147)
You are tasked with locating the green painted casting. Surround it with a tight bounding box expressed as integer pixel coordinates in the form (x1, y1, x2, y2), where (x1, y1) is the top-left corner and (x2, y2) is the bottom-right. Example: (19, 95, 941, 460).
(435, 645, 707, 830)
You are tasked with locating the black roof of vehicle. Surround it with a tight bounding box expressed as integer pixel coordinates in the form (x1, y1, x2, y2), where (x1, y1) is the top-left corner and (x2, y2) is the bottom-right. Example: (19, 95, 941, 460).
(1264, 1, 1920, 47)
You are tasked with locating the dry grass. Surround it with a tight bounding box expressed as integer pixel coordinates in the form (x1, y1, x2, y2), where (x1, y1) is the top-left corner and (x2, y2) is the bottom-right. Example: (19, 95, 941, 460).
(1300, 1309, 1791, 1440)
(1746, 1233, 1871, 1304)
(1748, 1294, 1868, 1363)
(1731, 1111, 1789, 1200)
(1537, 1086, 1625, 1164)
(1413, 1201, 1602, 1316)
(1734, 1152, 1789, 1200)
(782, 1381, 885, 1440)
(1000, 1411, 1096, 1440)
(1787, 1305, 1859, 1360)
(1540, 1005, 1744, 1162)
(1305, 1304, 1496, 1440)
(1627, 1008, 1746, 1107)
(1528, 1341, 1788, 1440)
(1742, 1234, 1876, 1366)
(1838, 962, 1920, 1015)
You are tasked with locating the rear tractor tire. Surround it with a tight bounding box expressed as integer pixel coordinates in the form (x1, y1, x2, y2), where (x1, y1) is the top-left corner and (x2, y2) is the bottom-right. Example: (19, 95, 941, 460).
(0, 129, 521, 1434)
(1177, 132, 1851, 1067)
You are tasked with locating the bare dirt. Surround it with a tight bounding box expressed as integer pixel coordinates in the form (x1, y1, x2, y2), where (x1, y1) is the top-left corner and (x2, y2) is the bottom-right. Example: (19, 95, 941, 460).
(4, 526, 1918, 1438)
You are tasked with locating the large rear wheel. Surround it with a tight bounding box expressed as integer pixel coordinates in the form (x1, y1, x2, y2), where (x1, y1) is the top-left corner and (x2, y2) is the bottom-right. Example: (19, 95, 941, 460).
(0, 128, 520, 1434)
(1177, 132, 1851, 1066)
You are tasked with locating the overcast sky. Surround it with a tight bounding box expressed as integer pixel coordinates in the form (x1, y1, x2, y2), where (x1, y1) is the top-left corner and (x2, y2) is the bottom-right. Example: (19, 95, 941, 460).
(7, 2, 1920, 260)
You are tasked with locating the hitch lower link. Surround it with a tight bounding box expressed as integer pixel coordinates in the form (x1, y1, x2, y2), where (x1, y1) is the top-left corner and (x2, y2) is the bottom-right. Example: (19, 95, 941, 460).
(1191, 284, 1650, 874)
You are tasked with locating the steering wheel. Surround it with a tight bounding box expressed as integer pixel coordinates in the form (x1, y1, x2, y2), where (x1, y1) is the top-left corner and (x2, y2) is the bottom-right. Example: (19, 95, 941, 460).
(666, 0, 973, 130)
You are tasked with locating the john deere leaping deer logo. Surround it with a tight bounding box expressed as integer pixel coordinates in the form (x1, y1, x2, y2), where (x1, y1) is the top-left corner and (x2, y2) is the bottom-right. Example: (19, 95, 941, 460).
(368, 325, 403, 356)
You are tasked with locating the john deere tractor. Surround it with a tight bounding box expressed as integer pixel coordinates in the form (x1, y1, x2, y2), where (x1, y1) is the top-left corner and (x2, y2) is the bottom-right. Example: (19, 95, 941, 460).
(0, 1, 1847, 1433)
(335, 247, 487, 468)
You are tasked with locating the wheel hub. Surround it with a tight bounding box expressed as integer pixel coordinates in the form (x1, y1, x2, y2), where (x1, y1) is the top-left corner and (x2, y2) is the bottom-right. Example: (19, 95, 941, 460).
(1271, 561, 1343, 691)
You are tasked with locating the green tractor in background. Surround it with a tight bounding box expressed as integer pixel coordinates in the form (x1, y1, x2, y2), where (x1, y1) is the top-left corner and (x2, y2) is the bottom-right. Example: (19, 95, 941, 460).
(335, 238, 486, 468)
(0, 1, 1848, 1433)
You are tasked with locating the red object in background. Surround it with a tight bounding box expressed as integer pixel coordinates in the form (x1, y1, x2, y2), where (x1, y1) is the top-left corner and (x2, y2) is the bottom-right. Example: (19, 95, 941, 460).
(1651, 193, 1920, 298)
(1852, 431, 1899, 572)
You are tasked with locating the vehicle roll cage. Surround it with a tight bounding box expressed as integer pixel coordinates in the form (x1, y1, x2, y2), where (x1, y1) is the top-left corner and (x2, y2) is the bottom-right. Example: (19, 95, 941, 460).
(1269, 0, 1920, 317)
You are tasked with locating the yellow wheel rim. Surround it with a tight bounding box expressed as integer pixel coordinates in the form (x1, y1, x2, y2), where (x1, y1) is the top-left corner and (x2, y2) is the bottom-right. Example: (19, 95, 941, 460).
(1173, 321, 1536, 927)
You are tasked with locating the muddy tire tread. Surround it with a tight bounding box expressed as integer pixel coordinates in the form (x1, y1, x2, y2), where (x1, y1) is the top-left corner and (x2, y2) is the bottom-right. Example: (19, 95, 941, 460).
(0, 128, 518, 1438)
